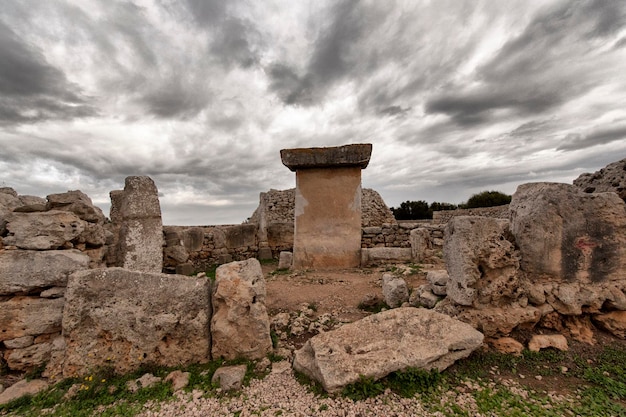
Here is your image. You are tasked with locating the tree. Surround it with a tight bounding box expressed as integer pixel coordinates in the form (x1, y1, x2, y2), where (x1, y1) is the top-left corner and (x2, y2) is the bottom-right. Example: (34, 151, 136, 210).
(464, 190, 511, 208)
(390, 200, 430, 220)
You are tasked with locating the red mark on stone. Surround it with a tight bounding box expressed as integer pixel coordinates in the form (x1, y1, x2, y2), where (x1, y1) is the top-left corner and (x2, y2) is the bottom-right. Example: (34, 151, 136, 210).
(575, 237, 597, 250)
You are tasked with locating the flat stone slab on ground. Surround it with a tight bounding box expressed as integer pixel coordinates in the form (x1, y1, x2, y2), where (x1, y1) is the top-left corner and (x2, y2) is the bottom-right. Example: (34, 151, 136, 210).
(293, 307, 484, 392)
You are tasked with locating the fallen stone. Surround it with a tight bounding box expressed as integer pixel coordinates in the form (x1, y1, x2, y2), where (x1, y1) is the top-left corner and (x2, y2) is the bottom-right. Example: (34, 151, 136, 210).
(0, 250, 89, 295)
(278, 251, 293, 270)
(62, 268, 211, 377)
(528, 334, 569, 352)
(427, 270, 449, 287)
(593, 311, 626, 339)
(0, 379, 49, 405)
(164, 370, 190, 391)
(46, 190, 106, 224)
(211, 365, 247, 391)
(211, 259, 272, 360)
(408, 284, 441, 309)
(127, 373, 162, 393)
(382, 273, 409, 308)
(444, 216, 521, 307)
(292, 307, 484, 392)
(489, 337, 524, 356)
(4, 211, 85, 250)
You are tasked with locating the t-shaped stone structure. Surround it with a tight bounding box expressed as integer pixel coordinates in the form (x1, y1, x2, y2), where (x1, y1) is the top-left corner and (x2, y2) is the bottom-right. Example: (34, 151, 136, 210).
(281, 144, 372, 269)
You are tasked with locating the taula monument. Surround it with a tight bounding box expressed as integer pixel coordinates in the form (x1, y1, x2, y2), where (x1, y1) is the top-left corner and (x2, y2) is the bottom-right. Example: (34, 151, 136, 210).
(280, 143, 372, 269)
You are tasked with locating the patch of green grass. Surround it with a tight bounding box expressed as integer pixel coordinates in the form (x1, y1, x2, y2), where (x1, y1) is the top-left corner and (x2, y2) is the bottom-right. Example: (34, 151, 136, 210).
(269, 268, 291, 276)
(293, 369, 328, 398)
(357, 300, 388, 313)
(386, 367, 442, 397)
(205, 265, 218, 281)
(407, 263, 423, 275)
(259, 258, 278, 266)
(341, 375, 385, 401)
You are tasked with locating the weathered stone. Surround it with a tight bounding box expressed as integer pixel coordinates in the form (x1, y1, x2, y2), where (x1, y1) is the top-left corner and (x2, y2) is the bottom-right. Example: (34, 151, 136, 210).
(278, 251, 293, 270)
(258, 246, 273, 260)
(280, 143, 372, 171)
(0, 297, 64, 342)
(224, 224, 257, 248)
(212, 365, 247, 391)
(164, 245, 189, 264)
(489, 337, 524, 355)
(127, 373, 162, 393)
(119, 176, 162, 219)
(408, 284, 441, 309)
(546, 283, 604, 315)
(46, 190, 105, 224)
(62, 268, 211, 377)
(175, 263, 195, 276)
(4, 211, 85, 250)
(528, 334, 569, 352)
(564, 316, 595, 345)
(510, 182, 626, 282)
(211, 259, 271, 360)
(79, 222, 106, 246)
(293, 307, 484, 392)
(448, 305, 541, 337)
(593, 311, 626, 339)
(0, 379, 49, 405)
(6, 341, 54, 371)
(444, 216, 521, 307)
(410, 227, 432, 263)
(0, 250, 89, 295)
(182, 227, 204, 252)
(382, 273, 409, 308)
(0, 187, 18, 197)
(165, 370, 190, 391)
(3, 336, 34, 349)
(361, 247, 412, 266)
(574, 158, 626, 202)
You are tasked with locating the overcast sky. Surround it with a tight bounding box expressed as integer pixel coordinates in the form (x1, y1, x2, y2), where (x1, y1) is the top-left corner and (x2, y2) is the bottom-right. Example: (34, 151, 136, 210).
(1, 0, 625, 225)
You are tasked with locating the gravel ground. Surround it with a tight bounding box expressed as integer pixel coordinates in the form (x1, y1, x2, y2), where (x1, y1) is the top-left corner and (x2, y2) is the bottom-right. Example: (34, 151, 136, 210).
(137, 361, 442, 417)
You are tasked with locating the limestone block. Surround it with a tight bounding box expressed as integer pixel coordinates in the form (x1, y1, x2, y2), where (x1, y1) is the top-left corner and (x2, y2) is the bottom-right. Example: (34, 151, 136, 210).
(165, 370, 190, 391)
(510, 182, 626, 282)
(382, 273, 409, 308)
(224, 224, 257, 249)
(444, 216, 520, 307)
(574, 158, 626, 201)
(410, 227, 431, 262)
(211, 259, 272, 360)
(593, 311, 626, 339)
(450, 305, 541, 337)
(118, 218, 163, 272)
(120, 176, 162, 219)
(293, 307, 484, 392)
(528, 334, 569, 352)
(0, 296, 65, 342)
(79, 222, 106, 247)
(0, 187, 18, 197)
(427, 270, 449, 296)
(489, 337, 524, 355)
(46, 190, 105, 224)
(211, 365, 247, 391)
(280, 143, 372, 171)
(3, 336, 34, 349)
(4, 211, 85, 250)
(278, 251, 293, 270)
(182, 227, 205, 252)
(6, 341, 53, 371)
(408, 284, 441, 309)
(0, 250, 89, 295)
(361, 247, 412, 266)
(62, 268, 211, 377)
(0, 379, 49, 405)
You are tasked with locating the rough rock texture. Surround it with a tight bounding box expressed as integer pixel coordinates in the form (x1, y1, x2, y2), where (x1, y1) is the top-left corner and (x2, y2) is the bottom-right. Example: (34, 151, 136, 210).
(280, 144, 372, 171)
(444, 216, 521, 307)
(593, 311, 626, 339)
(361, 247, 412, 266)
(211, 259, 272, 360)
(115, 176, 163, 272)
(381, 273, 409, 308)
(212, 365, 247, 391)
(3, 211, 85, 250)
(574, 158, 626, 202)
(62, 268, 211, 377)
(0, 379, 49, 405)
(489, 337, 524, 355)
(510, 182, 626, 283)
(0, 250, 89, 295)
(46, 190, 106, 224)
(293, 307, 484, 392)
(165, 370, 190, 391)
(408, 284, 442, 309)
(5, 335, 65, 371)
(427, 270, 449, 296)
(0, 297, 65, 342)
(528, 334, 569, 352)
(278, 251, 293, 270)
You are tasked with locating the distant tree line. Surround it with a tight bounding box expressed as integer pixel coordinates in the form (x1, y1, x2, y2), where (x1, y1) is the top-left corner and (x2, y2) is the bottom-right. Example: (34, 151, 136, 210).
(390, 190, 512, 220)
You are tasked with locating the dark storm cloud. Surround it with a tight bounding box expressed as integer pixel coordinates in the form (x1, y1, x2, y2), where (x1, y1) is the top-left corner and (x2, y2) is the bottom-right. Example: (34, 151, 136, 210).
(0, 20, 94, 124)
(138, 76, 211, 119)
(425, 0, 626, 125)
(557, 125, 626, 151)
(184, 0, 228, 25)
(210, 17, 262, 69)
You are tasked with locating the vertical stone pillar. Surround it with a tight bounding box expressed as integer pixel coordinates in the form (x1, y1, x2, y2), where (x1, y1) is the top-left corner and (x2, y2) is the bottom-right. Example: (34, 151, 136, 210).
(280, 144, 372, 269)
(114, 176, 163, 272)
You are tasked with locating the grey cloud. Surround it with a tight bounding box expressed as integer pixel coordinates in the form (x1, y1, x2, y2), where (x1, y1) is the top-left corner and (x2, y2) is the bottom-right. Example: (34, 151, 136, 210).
(557, 125, 626, 151)
(184, 0, 228, 25)
(379, 106, 411, 117)
(210, 17, 262, 69)
(139, 76, 211, 119)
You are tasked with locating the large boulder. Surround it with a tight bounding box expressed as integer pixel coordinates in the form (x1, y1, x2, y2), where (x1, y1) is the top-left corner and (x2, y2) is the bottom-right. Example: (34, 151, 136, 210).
(211, 259, 272, 360)
(574, 158, 626, 202)
(3, 211, 85, 250)
(510, 182, 626, 283)
(293, 307, 484, 392)
(444, 216, 521, 307)
(46, 190, 106, 224)
(62, 268, 211, 377)
(0, 250, 89, 295)
(382, 273, 409, 308)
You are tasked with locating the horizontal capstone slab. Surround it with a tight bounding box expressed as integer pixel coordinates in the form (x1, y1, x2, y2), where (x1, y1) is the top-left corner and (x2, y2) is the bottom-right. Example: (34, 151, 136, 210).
(280, 144, 372, 171)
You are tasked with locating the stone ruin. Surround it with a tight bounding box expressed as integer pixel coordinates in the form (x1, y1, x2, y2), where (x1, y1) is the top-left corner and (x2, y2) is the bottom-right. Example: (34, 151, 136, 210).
(1, 150, 626, 398)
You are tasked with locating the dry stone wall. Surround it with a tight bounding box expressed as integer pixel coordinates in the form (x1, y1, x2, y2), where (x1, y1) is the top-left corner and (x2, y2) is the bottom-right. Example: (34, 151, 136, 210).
(432, 205, 509, 224)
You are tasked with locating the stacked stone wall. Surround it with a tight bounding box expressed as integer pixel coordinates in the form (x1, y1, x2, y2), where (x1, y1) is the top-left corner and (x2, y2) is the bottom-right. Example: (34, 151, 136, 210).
(432, 205, 509, 224)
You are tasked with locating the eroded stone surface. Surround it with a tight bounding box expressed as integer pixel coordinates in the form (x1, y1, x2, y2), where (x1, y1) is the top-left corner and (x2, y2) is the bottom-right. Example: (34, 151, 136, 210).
(382, 273, 409, 308)
(293, 307, 484, 392)
(4, 211, 85, 250)
(211, 259, 272, 360)
(0, 379, 48, 405)
(0, 297, 65, 342)
(62, 268, 211, 377)
(280, 144, 372, 171)
(574, 158, 626, 201)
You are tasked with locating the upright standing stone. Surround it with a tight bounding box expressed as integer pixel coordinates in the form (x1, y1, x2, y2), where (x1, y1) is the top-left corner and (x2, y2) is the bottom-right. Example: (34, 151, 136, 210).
(280, 144, 372, 269)
(115, 176, 163, 273)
